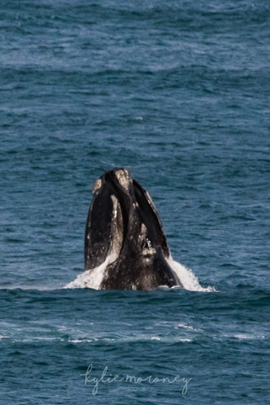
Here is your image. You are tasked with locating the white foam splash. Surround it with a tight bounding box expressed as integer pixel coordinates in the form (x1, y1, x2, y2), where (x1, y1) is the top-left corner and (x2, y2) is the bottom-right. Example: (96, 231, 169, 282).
(65, 253, 117, 289)
(65, 254, 215, 292)
(167, 256, 216, 292)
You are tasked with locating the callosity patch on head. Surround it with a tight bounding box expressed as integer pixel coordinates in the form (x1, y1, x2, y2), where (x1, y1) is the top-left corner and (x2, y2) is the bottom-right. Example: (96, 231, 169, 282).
(92, 178, 102, 194)
(115, 168, 132, 190)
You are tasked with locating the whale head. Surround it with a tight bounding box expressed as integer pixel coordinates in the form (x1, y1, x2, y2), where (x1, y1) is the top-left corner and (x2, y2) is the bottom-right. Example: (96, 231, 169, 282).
(84, 168, 182, 290)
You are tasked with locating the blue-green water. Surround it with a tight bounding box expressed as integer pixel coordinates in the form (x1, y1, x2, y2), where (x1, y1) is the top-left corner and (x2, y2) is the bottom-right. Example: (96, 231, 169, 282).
(1, 1, 270, 403)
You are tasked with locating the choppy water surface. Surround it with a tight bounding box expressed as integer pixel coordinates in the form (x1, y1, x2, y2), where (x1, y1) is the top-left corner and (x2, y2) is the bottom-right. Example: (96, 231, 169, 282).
(1, 1, 270, 403)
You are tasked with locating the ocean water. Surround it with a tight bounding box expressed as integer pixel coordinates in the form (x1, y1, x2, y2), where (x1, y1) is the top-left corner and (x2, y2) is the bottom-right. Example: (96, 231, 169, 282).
(1, 0, 270, 403)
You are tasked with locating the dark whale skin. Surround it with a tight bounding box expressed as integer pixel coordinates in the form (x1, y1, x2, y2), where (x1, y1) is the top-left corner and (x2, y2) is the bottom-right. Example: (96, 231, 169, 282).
(84, 168, 182, 290)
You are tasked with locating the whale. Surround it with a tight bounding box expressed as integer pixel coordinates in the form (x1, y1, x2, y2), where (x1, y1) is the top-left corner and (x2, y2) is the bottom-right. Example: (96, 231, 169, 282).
(84, 168, 182, 290)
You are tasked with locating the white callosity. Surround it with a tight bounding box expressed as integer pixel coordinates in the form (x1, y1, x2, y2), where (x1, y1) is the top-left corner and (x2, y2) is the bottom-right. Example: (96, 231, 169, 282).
(115, 169, 132, 190)
(92, 178, 102, 194)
